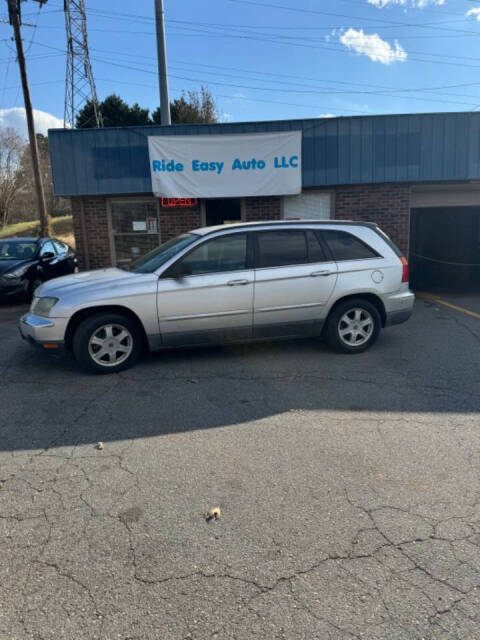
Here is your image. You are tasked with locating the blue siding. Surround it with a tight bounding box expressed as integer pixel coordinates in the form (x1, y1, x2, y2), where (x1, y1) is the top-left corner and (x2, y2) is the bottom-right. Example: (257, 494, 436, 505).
(49, 112, 480, 196)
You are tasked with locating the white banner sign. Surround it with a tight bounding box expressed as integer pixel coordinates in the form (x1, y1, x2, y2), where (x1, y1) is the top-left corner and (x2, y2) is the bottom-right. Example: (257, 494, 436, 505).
(148, 131, 302, 198)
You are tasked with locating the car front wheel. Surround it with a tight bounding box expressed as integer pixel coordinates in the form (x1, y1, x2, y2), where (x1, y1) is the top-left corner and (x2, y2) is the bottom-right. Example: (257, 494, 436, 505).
(325, 298, 381, 353)
(28, 276, 43, 300)
(72, 313, 144, 374)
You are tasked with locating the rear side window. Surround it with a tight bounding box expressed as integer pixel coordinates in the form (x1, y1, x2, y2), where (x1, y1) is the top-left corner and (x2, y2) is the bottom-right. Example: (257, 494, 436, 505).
(53, 240, 67, 256)
(257, 231, 308, 268)
(321, 230, 380, 261)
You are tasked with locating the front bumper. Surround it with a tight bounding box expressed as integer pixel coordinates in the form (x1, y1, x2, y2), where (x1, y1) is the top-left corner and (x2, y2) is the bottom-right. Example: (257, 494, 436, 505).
(19, 313, 68, 352)
(0, 280, 28, 298)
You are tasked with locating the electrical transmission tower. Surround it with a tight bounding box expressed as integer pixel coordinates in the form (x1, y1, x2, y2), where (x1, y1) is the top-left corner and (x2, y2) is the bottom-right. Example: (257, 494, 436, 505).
(63, 0, 103, 128)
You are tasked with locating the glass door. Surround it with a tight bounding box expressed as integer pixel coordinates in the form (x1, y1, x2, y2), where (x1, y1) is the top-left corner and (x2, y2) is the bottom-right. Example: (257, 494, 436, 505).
(109, 200, 160, 266)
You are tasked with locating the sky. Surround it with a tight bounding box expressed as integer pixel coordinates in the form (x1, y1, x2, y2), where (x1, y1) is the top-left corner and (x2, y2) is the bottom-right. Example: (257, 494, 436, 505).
(1, 0, 480, 135)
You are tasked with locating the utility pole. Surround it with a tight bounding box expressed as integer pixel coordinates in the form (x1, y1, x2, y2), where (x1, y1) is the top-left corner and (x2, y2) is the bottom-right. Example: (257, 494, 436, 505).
(7, 0, 51, 237)
(154, 0, 171, 125)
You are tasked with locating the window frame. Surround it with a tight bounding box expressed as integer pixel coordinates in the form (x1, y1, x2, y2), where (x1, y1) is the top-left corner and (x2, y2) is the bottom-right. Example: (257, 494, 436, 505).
(161, 231, 254, 279)
(317, 229, 382, 263)
(252, 229, 330, 270)
(106, 197, 161, 267)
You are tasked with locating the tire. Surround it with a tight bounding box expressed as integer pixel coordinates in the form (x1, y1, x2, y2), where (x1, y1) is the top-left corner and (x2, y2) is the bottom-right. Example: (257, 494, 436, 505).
(27, 277, 43, 301)
(72, 312, 144, 374)
(325, 298, 381, 354)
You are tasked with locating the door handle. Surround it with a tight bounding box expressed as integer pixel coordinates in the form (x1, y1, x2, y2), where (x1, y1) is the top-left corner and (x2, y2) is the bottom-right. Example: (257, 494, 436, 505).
(227, 279, 249, 286)
(310, 270, 334, 277)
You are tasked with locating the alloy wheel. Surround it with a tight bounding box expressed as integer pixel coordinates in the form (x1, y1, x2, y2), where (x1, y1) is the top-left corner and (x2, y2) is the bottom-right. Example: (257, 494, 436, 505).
(88, 324, 133, 367)
(338, 308, 374, 347)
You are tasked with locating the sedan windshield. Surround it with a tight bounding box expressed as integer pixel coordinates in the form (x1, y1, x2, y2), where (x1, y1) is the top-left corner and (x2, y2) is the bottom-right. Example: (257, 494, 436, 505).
(0, 240, 37, 260)
(127, 233, 198, 273)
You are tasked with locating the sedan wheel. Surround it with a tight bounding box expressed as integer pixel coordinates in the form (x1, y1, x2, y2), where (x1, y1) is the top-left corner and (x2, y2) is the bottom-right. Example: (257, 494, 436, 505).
(88, 324, 133, 367)
(28, 278, 43, 300)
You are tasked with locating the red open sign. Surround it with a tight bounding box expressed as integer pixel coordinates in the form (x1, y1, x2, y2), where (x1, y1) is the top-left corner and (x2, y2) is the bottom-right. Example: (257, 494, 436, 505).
(160, 197, 198, 208)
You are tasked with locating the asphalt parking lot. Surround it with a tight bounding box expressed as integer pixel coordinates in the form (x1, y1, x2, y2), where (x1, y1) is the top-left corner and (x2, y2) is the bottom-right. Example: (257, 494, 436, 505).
(0, 296, 479, 640)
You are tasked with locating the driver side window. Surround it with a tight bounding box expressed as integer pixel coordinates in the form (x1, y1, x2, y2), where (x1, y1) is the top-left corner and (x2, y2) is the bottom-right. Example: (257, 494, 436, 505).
(174, 233, 247, 276)
(40, 241, 56, 257)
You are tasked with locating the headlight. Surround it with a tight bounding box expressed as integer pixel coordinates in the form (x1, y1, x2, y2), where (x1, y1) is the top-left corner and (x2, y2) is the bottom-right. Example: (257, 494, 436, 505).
(4, 264, 29, 279)
(32, 297, 59, 317)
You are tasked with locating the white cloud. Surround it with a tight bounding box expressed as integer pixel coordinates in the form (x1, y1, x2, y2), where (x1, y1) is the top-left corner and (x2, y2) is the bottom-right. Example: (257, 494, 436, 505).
(0, 107, 65, 139)
(339, 28, 407, 64)
(219, 112, 234, 122)
(466, 7, 480, 20)
(318, 113, 336, 118)
(368, 0, 445, 7)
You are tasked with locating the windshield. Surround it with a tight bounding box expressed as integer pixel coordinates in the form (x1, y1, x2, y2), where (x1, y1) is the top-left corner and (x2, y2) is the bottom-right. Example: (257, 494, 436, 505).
(127, 233, 198, 273)
(0, 240, 37, 260)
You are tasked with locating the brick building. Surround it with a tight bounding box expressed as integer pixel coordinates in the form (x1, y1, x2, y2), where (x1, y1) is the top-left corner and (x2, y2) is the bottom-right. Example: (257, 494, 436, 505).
(49, 113, 480, 290)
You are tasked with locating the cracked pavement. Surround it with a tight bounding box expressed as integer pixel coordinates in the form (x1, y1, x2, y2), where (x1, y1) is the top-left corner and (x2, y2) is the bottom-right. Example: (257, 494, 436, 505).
(0, 297, 479, 639)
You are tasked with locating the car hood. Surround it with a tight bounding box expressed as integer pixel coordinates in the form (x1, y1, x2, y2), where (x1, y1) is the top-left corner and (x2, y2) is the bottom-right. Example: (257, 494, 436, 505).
(0, 258, 30, 275)
(36, 267, 152, 298)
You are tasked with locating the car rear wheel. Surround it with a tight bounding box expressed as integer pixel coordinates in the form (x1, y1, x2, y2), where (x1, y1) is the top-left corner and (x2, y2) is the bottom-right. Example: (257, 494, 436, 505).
(325, 298, 381, 353)
(72, 313, 144, 374)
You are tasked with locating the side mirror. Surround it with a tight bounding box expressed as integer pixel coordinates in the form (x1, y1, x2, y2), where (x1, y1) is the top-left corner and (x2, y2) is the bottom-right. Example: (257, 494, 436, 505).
(165, 262, 192, 278)
(41, 251, 55, 260)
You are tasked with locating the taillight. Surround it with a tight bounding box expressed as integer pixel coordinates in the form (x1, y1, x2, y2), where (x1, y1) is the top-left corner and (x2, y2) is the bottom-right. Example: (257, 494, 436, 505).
(400, 256, 409, 283)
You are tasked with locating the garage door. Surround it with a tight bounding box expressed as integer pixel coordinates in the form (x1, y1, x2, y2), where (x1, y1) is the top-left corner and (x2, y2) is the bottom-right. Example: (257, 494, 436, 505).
(283, 191, 332, 220)
(410, 206, 480, 292)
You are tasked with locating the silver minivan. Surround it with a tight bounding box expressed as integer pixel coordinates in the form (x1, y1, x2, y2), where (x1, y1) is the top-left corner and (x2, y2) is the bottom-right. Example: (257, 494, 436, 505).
(20, 221, 414, 373)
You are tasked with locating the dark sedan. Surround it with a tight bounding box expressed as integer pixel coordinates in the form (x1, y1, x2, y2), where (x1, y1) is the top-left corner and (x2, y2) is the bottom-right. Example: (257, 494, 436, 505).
(0, 237, 77, 300)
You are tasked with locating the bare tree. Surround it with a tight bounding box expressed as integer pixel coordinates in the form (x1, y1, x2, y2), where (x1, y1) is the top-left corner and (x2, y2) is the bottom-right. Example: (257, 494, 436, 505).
(152, 86, 218, 125)
(0, 127, 24, 228)
(12, 134, 70, 223)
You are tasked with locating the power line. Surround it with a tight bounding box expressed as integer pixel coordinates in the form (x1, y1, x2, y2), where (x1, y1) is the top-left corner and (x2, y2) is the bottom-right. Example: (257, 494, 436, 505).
(32, 19, 480, 40)
(224, 0, 480, 36)
(26, 39, 480, 106)
(78, 2, 480, 38)
(161, 22, 480, 68)
(89, 52, 480, 105)
(88, 55, 479, 110)
(165, 27, 480, 73)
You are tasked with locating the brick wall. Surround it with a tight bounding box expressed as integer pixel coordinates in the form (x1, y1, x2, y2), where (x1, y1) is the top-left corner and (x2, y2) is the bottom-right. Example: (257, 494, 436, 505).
(71, 196, 111, 270)
(158, 201, 202, 242)
(244, 196, 282, 221)
(334, 184, 411, 255)
(71, 197, 203, 269)
(72, 189, 411, 270)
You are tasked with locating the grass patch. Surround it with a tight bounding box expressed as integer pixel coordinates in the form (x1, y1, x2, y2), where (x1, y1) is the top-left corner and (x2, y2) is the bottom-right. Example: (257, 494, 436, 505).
(0, 215, 73, 240)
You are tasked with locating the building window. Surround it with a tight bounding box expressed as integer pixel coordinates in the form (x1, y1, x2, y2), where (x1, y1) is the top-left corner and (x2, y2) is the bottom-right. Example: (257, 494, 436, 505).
(283, 191, 332, 220)
(108, 200, 160, 266)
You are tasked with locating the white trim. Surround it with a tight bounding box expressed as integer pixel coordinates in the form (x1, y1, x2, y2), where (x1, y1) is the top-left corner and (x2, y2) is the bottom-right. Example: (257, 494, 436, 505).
(411, 185, 480, 208)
